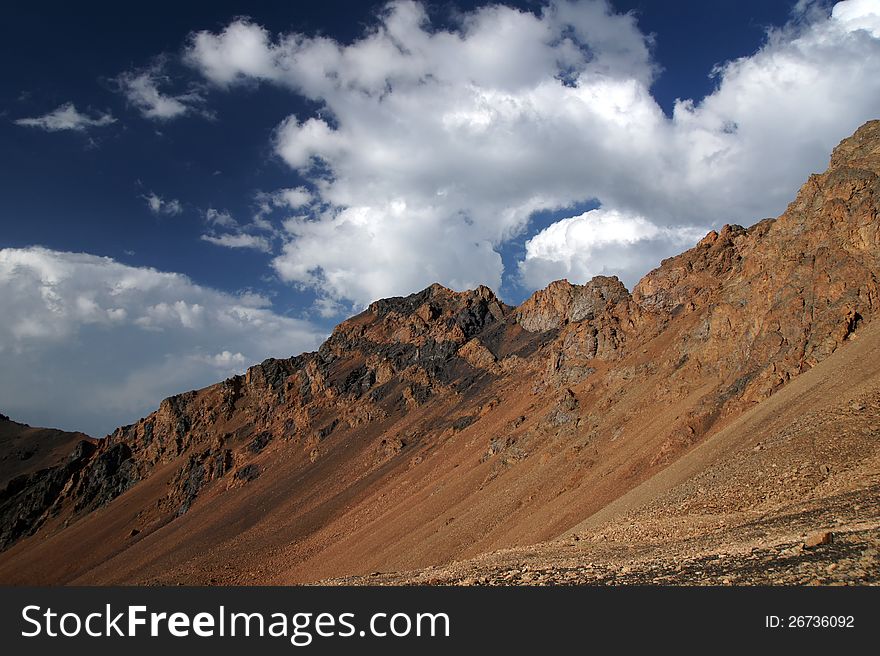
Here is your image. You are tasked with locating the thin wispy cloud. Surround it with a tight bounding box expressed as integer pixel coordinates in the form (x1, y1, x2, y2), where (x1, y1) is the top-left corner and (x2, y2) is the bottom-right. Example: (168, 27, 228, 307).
(116, 60, 211, 121)
(205, 208, 238, 228)
(255, 187, 313, 216)
(14, 102, 116, 132)
(201, 207, 276, 253)
(201, 232, 272, 253)
(143, 192, 183, 216)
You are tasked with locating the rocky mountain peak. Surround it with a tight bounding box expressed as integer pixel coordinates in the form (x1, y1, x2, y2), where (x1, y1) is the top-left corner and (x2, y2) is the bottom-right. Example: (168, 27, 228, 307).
(329, 283, 511, 356)
(365, 282, 503, 319)
(515, 276, 631, 332)
(829, 119, 880, 170)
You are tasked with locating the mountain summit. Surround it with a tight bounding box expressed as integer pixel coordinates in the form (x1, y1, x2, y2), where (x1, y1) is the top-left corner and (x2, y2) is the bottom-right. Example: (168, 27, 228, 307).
(1, 121, 878, 585)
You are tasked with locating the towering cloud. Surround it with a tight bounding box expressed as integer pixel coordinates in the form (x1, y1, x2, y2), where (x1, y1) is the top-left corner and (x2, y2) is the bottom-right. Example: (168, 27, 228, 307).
(182, 0, 880, 306)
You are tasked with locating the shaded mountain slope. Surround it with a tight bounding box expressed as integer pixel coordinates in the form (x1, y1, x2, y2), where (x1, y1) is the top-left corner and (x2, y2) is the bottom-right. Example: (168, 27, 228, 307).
(0, 120, 878, 585)
(0, 414, 92, 488)
(0, 415, 94, 549)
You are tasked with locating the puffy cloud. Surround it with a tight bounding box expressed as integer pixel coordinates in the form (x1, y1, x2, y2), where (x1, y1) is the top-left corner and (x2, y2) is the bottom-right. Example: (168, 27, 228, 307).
(116, 63, 209, 121)
(662, 0, 880, 224)
(14, 103, 115, 132)
(832, 0, 880, 33)
(185, 19, 281, 86)
(199, 350, 247, 367)
(200, 233, 272, 252)
(519, 208, 705, 289)
(143, 192, 183, 216)
(0, 247, 324, 435)
(183, 0, 880, 305)
(274, 202, 503, 310)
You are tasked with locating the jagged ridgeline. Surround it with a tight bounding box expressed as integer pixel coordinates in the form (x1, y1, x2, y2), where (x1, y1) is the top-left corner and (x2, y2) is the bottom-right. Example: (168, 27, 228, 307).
(0, 120, 878, 584)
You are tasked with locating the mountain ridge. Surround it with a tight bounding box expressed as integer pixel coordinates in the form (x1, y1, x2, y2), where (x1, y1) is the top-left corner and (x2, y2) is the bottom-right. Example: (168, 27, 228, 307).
(0, 119, 878, 584)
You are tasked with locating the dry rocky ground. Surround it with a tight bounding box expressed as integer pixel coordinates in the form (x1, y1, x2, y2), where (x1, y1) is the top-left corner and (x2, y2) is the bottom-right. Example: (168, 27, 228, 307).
(327, 491, 880, 586)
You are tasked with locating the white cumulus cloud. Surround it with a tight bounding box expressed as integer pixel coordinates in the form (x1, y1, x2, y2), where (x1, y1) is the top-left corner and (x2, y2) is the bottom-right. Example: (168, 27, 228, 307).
(0, 247, 324, 435)
(519, 208, 705, 289)
(181, 0, 880, 306)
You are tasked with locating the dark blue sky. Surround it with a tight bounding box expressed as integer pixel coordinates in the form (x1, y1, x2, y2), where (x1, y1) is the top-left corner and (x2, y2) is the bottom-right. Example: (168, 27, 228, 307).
(1, 0, 798, 315)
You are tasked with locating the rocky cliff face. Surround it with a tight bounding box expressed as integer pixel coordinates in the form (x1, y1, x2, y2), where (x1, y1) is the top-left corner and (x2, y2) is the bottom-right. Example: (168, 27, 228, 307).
(0, 121, 878, 583)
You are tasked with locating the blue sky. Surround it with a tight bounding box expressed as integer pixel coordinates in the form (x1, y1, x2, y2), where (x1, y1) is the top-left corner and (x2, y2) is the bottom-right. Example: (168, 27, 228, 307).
(2, 1, 794, 311)
(2, 0, 879, 435)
